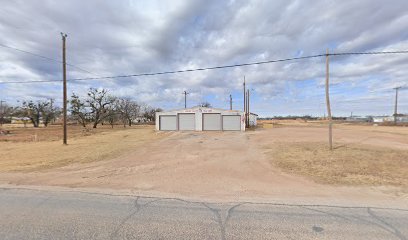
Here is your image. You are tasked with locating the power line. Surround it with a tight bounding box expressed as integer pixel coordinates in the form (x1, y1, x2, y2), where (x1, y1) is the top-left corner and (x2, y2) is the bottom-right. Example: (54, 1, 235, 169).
(0, 43, 99, 77)
(0, 50, 408, 85)
(330, 50, 408, 56)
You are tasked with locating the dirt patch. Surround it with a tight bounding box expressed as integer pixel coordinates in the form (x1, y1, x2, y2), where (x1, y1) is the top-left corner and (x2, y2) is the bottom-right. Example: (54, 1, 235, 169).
(265, 142, 408, 187)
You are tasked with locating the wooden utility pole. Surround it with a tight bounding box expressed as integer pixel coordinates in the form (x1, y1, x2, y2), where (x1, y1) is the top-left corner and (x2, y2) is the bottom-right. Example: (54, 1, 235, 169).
(394, 87, 401, 124)
(325, 49, 333, 150)
(243, 76, 246, 114)
(61, 33, 68, 145)
(50, 98, 55, 123)
(229, 94, 232, 110)
(247, 89, 250, 127)
(183, 90, 189, 108)
(0, 100, 5, 126)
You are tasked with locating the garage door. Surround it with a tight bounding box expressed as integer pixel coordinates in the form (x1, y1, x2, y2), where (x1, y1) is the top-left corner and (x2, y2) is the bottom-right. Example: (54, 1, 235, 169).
(159, 115, 177, 130)
(222, 115, 241, 131)
(203, 113, 221, 131)
(178, 113, 195, 130)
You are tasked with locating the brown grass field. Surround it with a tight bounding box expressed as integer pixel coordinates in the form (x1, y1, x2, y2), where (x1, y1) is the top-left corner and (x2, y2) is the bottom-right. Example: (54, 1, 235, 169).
(265, 142, 408, 187)
(0, 124, 162, 172)
(259, 119, 408, 187)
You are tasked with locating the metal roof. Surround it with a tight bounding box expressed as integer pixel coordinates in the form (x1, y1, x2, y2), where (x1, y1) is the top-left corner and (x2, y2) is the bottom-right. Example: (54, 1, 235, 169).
(159, 106, 243, 113)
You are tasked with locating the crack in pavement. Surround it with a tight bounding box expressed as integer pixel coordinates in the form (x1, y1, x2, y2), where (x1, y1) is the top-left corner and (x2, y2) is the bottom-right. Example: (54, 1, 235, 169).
(2, 187, 408, 212)
(109, 196, 160, 239)
(202, 203, 242, 240)
(302, 206, 407, 240)
(367, 207, 407, 240)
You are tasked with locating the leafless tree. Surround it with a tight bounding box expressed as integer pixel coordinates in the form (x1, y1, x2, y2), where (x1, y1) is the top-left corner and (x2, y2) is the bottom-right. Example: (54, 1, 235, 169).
(105, 100, 120, 128)
(20, 100, 51, 127)
(116, 98, 140, 127)
(199, 102, 212, 108)
(0, 103, 14, 125)
(41, 99, 60, 127)
(86, 88, 116, 128)
(70, 93, 89, 127)
(143, 106, 162, 122)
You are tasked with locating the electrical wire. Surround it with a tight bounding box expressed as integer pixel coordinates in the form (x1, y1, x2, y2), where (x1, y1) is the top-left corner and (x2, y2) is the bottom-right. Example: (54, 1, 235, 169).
(0, 43, 99, 77)
(0, 50, 407, 85)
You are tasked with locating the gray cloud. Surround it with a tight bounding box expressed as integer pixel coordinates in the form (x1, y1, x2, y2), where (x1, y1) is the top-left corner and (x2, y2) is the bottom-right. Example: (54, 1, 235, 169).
(0, 0, 407, 116)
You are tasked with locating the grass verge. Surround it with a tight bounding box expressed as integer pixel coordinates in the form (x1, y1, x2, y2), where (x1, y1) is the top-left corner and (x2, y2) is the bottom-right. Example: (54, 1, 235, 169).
(0, 126, 161, 172)
(265, 142, 408, 187)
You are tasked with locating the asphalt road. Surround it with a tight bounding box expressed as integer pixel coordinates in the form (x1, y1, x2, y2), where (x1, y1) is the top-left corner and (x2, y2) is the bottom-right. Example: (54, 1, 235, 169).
(0, 188, 407, 240)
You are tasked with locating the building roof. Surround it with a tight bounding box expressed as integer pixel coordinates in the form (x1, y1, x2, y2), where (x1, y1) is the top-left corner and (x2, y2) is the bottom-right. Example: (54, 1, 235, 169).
(160, 106, 244, 113)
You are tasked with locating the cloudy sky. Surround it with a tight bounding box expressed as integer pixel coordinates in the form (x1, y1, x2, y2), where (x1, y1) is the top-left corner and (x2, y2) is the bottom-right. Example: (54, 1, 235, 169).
(0, 0, 407, 117)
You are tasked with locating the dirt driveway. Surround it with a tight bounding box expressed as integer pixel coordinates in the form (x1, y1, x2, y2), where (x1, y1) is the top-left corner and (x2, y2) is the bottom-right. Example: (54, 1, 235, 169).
(1, 125, 407, 207)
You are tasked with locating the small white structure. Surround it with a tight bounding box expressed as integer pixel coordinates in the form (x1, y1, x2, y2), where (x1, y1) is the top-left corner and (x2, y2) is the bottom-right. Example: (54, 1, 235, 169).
(11, 117, 31, 124)
(156, 106, 248, 131)
(249, 113, 258, 126)
(346, 116, 369, 122)
(397, 115, 408, 122)
(372, 116, 394, 123)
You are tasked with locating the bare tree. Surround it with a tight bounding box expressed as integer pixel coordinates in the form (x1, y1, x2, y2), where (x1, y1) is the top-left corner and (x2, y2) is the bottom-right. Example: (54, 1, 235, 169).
(143, 106, 162, 122)
(41, 99, 60, 127)
(199, 102, 212, 108)
(70, 93, 88, 127)
(0, 103, 14, 125)
(86, 88, 116, 128)
(21, 101, 50, 127)
(116, 98, 140, 127)
(105, 104, 119, 128)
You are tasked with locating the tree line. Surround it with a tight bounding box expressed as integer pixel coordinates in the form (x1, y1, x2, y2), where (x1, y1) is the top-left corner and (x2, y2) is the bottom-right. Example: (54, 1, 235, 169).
(0, 88, 162, 128)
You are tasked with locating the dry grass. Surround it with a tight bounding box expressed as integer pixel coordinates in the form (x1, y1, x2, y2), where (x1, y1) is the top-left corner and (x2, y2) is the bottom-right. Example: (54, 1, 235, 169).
(265, 142, 408, 187)
(0, 125, 161, 172)
(0, 124, 144, 142)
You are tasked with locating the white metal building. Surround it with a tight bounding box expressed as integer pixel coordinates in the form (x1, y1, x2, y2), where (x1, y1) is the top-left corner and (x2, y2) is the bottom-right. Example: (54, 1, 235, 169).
(249, 113, 258, 127)
(156, 106, 248, 131)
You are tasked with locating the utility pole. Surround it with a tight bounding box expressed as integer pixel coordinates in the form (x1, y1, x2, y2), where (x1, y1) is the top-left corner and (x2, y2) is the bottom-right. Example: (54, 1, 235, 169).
(243, 76, 246, 127)
(0, 100, 5, 126)
(243, 76, 246, 112)
(50, 98, 55, 123)
(61, 33, 68, 145)
(183, 90, 189, 108)
(229, 94, 232, 110)
(247, 89, 250, 127)
(325, 49, 333, 150)
(394, 87, 401, 124)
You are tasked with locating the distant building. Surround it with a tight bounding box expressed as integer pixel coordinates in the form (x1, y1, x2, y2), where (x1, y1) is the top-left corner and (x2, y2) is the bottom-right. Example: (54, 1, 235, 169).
(396, 115, 408, 123)
(346, 116, 369, 122)
(10, 117, 31, 124)
(371, 115, 406, 123)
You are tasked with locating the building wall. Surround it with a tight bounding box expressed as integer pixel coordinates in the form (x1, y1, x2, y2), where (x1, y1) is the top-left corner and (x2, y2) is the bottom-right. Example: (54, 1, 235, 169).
(156, 107, 246, 131)
(249, 114, 257, 126)
(397, 116, 408, 122)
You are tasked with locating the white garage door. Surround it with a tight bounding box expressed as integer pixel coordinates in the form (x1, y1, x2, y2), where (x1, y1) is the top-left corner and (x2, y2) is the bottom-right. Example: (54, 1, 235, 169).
(222, 115, 241, 131)
(203, 113, 221, 131)
(178, 113, 195, 130)
(159, 115, 177, 130)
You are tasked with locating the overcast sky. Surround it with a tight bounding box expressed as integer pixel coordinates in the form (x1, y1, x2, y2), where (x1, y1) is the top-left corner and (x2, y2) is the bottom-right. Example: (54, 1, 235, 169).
(0, 0, 407, 117)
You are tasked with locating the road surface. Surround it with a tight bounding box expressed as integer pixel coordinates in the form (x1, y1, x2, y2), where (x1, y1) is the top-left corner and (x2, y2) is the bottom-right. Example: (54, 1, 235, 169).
(0, 188, 407, 240)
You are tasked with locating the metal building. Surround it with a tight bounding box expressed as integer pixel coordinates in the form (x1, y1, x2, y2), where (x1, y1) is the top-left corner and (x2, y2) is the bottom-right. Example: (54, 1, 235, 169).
(249, 113, 258, 127)
(156, 106, 248, 131)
